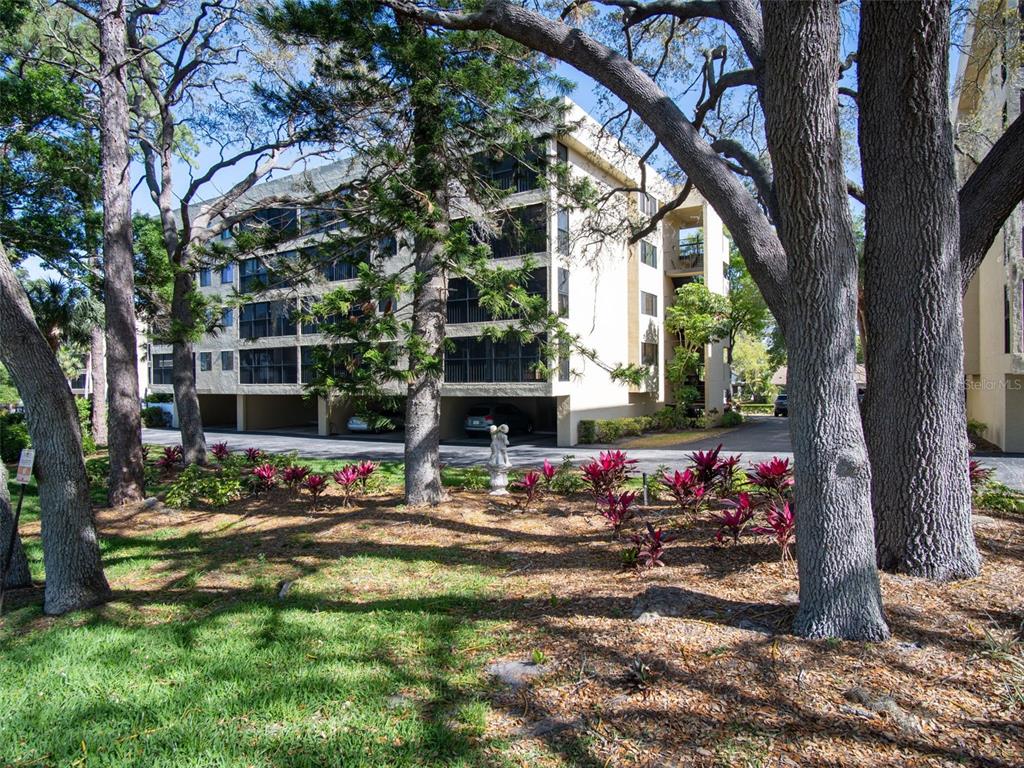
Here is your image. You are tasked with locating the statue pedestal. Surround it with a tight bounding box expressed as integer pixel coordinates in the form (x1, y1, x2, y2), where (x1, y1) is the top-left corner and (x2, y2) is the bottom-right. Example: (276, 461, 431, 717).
(488, 466, 510, 496)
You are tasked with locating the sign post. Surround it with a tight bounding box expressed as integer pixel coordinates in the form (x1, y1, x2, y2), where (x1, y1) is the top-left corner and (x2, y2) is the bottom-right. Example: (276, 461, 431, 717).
(1, 448, 35, 615)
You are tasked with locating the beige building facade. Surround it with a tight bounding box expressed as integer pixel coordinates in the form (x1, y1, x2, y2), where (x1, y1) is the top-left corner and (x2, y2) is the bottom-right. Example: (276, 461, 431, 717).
(956, 0, 1024, 451)
(145, 100, 731, 446)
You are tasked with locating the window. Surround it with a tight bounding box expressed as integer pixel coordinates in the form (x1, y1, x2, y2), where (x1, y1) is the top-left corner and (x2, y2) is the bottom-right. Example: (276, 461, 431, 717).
(239, 300, 297, 339)
(239, 257, 293, 293)
(199, 269, 212, 287)
(486, 204, 547, 258)
(557, 208, 569, 256)
(641, 342, 659, 369)
(444, 336, 544, 383)
(221, 351, 234, 371)
(237, 207, 298, 236)
(558, 268, 569, 318)
(199, 352, 212, 372)
(220, 228, 233, 241)
(557, 141, 568, 164)
(152, 354, 174, 385)
(559, 338, 570, 382)
(220, 264, 234, 284)
(640, 240, 658, 268)
(320, 242, 369, 282)
(476, 147, 541, 193)
(240, 347, 297, 384)
(1005, 285, 1012, 354)
(641, 291, 658, 316)
(639, 192, 659, 216)
(221, 308, 234, 328)
(447, 269, 547, 324)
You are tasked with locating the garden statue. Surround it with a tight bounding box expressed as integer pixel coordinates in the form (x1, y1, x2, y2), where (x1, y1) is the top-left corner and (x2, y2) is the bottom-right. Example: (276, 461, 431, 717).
(487, 424, 511, 495)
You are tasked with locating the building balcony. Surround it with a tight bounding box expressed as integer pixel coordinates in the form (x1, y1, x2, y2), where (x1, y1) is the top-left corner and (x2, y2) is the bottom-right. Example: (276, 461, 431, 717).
(666, 236, 704, 275)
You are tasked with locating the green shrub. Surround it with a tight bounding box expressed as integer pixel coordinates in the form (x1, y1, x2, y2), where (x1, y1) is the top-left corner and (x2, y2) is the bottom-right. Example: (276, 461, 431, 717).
(550, 455, 585, 495)
(141, 406, 171, 428)
(578, 420, 596, 444)
(975, 482, 1024, 516)
(165, 464, 244, 508)
(721, 410, 744, 427)
(76, 397, 96, 453)
(737, 402, 773, 415)
(147, 392, 174, 403)
(0, 414, 30, 464)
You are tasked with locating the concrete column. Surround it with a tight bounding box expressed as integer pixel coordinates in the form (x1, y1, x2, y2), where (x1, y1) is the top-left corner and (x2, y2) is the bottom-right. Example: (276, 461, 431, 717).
(317, 396, 329, 436)
(556, 395, 572, 447)
(702, 203, 730, 423)
(236, 394, 246, 432)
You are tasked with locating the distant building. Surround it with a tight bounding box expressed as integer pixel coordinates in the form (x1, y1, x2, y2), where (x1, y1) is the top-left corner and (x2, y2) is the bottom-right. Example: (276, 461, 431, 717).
(955, 0, 1024, 451)
(145, 99, 731, 446)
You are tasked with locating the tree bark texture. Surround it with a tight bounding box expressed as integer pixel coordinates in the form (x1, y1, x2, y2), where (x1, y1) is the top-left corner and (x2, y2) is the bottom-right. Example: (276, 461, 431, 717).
(402, 27, 448, 507)
(858, 0, 979, 580)
(0, 247, 111, 614)
(99, 0, 145, 504)
(761, 0, 889, 640)
(170, 270, 206, 465)
(89, 324, 108, 446)
(0, 462, 32, 590)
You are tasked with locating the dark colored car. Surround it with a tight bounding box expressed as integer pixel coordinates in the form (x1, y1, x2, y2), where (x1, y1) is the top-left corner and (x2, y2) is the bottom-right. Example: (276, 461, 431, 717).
(774, 392, 788, 417)
(464, 403, 534, 437)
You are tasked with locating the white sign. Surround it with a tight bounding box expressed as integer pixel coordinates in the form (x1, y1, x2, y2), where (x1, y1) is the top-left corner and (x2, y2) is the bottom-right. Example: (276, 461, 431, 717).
(15, 449, 34, 485)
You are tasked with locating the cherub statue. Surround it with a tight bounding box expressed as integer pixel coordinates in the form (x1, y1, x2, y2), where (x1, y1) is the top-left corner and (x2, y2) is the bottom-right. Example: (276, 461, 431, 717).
(487, 424, 511, 469)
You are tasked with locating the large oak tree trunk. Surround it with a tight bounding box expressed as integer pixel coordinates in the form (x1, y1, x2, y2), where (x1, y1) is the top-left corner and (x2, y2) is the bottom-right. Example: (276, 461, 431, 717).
(858, 0, 979, 580)
(89, 324, 108, 446)
(761, 0, 888, 640)
(99, 0, 145, 504)
(0, 247, 111, 614)
(0, 462, 32, 590)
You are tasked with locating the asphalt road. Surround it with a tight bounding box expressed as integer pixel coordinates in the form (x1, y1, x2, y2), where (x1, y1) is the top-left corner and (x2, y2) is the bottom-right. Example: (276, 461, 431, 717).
(143, 415, 1024, 489)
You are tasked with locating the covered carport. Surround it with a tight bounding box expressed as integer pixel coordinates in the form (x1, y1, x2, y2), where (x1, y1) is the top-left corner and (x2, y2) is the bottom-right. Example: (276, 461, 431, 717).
(439, 396, 557, 441)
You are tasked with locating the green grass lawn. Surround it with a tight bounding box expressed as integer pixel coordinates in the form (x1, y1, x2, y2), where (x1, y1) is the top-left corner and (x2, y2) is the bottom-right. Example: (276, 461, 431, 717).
(0, 456, 526, 768)
(1, 532, 515, 767)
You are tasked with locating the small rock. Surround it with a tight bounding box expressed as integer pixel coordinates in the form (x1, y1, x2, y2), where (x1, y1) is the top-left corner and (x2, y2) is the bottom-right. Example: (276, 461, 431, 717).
(633, 611, 662, 625)
(385, 694, 414, 709)
(485, 660, 547, 687)
(142, 497, 160, 509)
(736, 618, 774, 635)
(972, 514, 998, 526)
(631, 586, 700, 620)
(521, 717, 580, 737)
(894, 641, 923, 652)
(843, 686, 922, 734)
(277, 580, 294, 600)
(781, 592, 800, 606)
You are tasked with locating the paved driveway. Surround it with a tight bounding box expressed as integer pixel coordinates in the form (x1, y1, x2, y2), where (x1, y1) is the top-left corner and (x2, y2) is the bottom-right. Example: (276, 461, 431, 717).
(143, 415, 1024, 489)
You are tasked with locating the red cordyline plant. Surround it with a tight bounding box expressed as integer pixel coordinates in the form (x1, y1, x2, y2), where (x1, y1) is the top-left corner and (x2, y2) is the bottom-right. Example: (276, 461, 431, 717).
(968, 460, 994, 493)
(251, 463, 278, 494)
(754, 501, 796, 563)
(541, 458, 556, 488)
(746, 457, 794, 497)
(632, 523, 676, 570)
(333, 465, 360, 506)
(661, 468, 707, 514)
(244, 447, 264, 464)
(355, 460, 378, 492)
(716, 454, 743, 494)
(714, 492, 756, 543)
(210, 442, 231, 461)
(688, 445, 742, 494)
(283, 465, 311, 491)
(601, 490, 638, 535)
(512, 470, 542, 511)
(156, 445, 183, 471)
(581, 450, 637, 498)
(302, 473, 329, 509)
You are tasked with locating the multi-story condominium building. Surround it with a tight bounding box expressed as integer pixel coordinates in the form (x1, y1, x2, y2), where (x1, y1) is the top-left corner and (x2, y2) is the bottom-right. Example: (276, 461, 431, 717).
(146, 100, 730, 447)
(955, 0, 1024, 451)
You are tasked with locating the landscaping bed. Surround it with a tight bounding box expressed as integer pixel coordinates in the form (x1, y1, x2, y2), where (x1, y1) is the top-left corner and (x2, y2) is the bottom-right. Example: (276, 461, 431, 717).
(1, 453, 1022, 767)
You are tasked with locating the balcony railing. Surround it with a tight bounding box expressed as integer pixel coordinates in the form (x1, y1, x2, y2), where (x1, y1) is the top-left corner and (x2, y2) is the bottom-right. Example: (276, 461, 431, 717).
(669, 238, 704, 272)
(488, 168, 541, 193)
